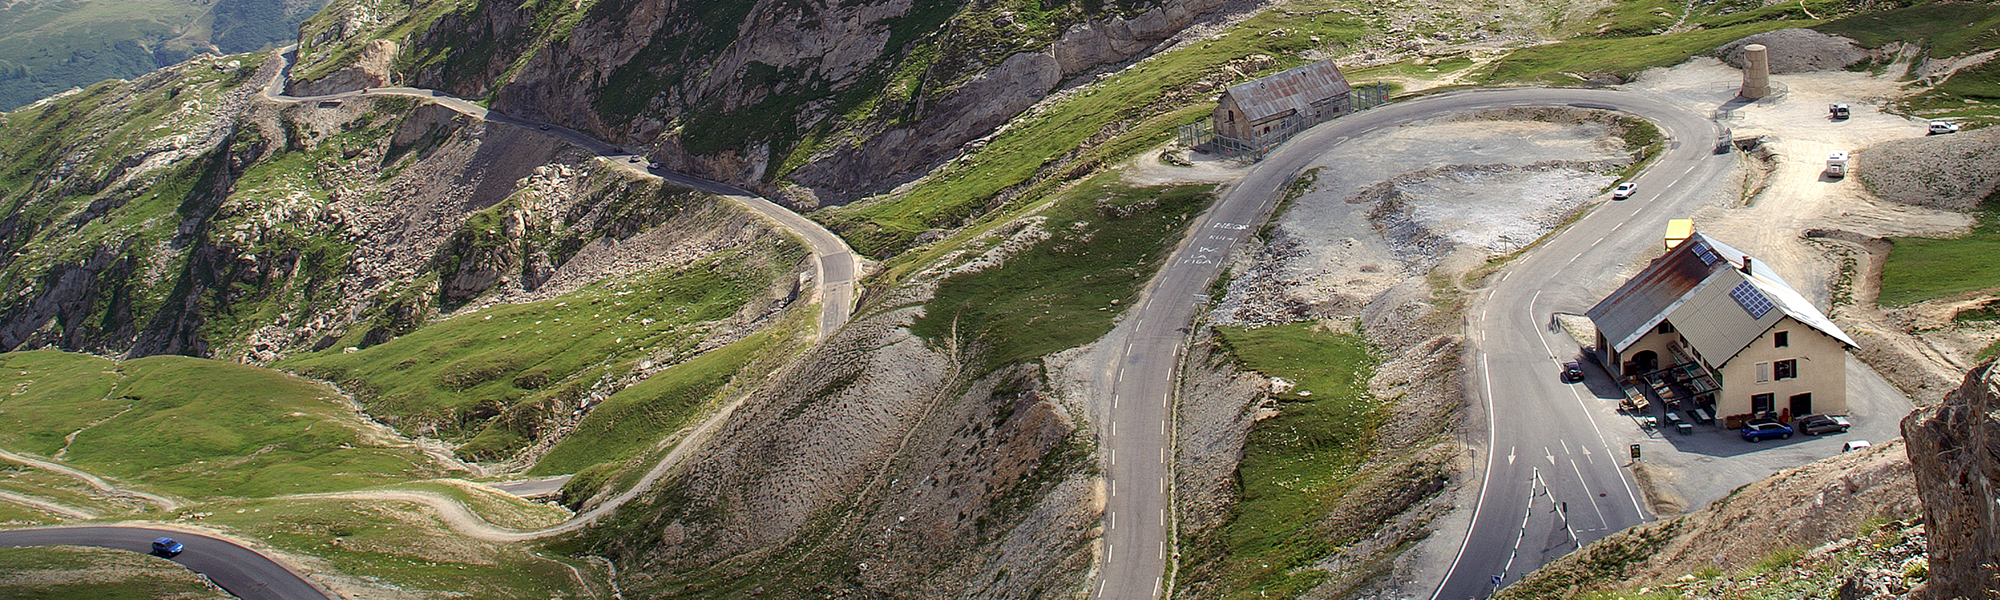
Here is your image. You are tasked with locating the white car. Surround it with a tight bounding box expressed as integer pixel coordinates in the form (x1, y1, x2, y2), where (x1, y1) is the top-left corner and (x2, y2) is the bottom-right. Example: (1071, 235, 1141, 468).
(1612, 182, 1637, 199)
(1930, 121, 1961, 135)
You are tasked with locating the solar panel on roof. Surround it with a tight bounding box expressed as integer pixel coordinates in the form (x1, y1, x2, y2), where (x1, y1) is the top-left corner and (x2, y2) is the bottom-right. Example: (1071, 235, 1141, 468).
(1730, 281, 1775, 319)
(1692, 241, 1718, 265)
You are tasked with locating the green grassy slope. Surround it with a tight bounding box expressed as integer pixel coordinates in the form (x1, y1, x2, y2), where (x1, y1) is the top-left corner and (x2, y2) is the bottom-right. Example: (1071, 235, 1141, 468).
(911, 178, 1216, 371)
(1881, 208, 2000, 306)
(531, 326, 784, 475)
(1180, 324, 1385, 598)
(282, 253, 780, 461)
(0, 350, 449, 499)
(0, 546, 232, 599)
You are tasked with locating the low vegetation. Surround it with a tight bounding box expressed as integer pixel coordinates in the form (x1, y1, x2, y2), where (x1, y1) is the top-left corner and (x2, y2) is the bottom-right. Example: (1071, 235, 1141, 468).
(0, 546, 230, 599)
(1181, 323, 1383, 597)
(912, 179, 1215, 371)
(1880, 207, 2000, 306)
(193, 496, 604, 598)
(531, 321, 794, 476)
(0, 351, 449, 499)
(1541, 519, 1925, 600)
(817, 0, 1374, 258)
(1481, 19, 1816, 84)
(283, 255, 775, 461)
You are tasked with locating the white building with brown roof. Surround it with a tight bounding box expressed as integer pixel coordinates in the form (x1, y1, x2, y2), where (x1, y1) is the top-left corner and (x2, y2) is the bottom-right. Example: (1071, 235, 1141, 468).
(1587, 232, 1856, 422)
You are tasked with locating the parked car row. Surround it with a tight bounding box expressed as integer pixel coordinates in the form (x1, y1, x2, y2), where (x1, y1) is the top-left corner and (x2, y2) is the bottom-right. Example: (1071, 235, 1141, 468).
(1738, 413, 1852, 442)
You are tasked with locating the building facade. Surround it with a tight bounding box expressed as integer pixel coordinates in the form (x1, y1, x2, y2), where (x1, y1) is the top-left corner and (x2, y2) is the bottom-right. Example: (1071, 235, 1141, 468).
(1212, 60, 1352, 143)
(1587, 232, 1856, 421)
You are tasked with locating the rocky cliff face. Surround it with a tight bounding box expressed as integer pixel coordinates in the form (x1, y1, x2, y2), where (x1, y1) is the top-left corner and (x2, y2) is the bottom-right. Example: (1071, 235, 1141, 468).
(291, 0, 1241, 203)
(1903, 360, 2000, 598)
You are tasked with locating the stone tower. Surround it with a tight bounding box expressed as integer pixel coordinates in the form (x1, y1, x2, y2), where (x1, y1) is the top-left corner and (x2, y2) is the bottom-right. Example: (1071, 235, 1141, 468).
(1741, 44, 1771, 99)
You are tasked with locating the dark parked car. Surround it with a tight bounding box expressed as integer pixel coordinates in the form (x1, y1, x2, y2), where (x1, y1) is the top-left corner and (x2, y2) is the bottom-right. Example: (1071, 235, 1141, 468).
(1795, 414, 1851, 435)
(1560, 362, 1585, 383)
(151, 537, 183, 557)
(1741, 419, 1793, 442)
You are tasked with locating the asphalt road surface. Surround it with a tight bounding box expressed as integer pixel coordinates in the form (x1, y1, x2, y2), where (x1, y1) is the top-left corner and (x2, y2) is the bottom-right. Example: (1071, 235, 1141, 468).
(0, 525, 333, 599)
(1093, 88, 1722, 600)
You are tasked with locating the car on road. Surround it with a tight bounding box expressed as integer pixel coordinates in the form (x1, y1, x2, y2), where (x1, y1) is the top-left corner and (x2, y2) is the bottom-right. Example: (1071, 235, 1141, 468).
(1741, 419, 1793, 442)
(648, 162, 661, 169)
(1795, 414, 1851, 435)
(151, 537, 183, 557)
(1560, 361, 1585, 383)
(1612, 182, 1637, 199)
(1843, 440, 1872, 452)
(1930, 121, 1961, 135)
(1829, 103, 1849, 120)
(539, 124, 550, 131)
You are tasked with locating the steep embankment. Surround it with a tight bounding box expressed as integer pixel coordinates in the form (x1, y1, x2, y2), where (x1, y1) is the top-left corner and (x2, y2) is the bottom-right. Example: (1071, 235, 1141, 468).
(1496, 439, 1919, 598)
(285, 0, 1247, 204)
(0, 49, 817, 469)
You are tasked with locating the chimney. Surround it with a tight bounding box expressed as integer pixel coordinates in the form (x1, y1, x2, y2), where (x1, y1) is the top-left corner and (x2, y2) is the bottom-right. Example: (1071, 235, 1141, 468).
(1741, 256, 1754, 275)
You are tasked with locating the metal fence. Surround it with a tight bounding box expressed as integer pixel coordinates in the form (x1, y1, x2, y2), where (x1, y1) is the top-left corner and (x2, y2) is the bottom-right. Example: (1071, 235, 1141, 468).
(1177, 83, 1391, 161)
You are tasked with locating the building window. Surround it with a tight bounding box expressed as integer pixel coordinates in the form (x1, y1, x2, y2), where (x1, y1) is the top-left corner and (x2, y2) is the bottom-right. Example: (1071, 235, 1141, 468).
(1752, 393, 1775, 415)
(1774, 331, 1789, 348)
(1775, 359, 1797, 380)
(1756, 362, 1770, 383)
(1657, 321, 1675, 334)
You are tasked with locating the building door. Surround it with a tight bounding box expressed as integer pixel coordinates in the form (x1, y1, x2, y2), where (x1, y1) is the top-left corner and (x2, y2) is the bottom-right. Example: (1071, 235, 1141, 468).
(1752, 393, 1775, 417)
(1789, 393, 1813, 418)
(1633, 350, 1659, 374)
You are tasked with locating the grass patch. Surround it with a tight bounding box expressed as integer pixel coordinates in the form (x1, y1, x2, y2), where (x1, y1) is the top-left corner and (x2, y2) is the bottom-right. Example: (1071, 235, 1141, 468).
(281, 257, 766, 458)
(1184, 322, 1381, 597)
(192, 496, 602, 598)
(1815, 3, 2000, 58)
(1482, 19, 1817, 84)
(531, 327, 782, 475)
(816, 0, 1374, 258)
(0, 546, 230, 599)
(0, 351, 450, 499)
(1880, 208, 2000, 306)
(910, 178, 1215, 371)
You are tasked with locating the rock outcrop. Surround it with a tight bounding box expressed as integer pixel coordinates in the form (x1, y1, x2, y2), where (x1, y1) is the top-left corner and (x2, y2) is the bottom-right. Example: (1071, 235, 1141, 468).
(285, 39, 399, 96)
(1903, 360, 2000, 598)
(291, 0, 1247, 203)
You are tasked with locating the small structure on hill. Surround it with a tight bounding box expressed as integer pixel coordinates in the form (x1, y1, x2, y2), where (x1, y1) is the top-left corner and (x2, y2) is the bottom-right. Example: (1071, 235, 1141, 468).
(1740, 43, 1771, 99)
(1215, 60, 1352, 141)
(1178, 60, 1384, 159)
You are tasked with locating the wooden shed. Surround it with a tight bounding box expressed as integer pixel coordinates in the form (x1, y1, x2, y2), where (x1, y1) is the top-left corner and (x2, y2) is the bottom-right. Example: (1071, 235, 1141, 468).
(1213, 60, 1353, 141)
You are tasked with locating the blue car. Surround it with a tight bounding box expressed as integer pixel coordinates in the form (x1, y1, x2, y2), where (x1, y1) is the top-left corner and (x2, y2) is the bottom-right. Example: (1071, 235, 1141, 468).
(1741, 419, 1793, 442)
(151, 537, 183, 557)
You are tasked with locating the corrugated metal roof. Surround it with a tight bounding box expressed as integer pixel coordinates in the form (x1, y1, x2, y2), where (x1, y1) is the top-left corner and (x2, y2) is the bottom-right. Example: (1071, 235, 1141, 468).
(1587, 232, 1855, 364)
(1222, 60, 1353, 122)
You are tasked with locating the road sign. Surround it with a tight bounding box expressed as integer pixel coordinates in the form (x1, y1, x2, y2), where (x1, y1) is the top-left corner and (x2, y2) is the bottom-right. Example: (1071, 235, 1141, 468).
(1630, 443, 1642, 460)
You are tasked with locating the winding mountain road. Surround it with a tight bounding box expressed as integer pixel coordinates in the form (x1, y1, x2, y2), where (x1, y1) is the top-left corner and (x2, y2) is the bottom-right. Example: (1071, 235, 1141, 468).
(0, 525, 333, 600)
(260, 51, 863, 339)
(1092, 88, 1722, 599)
(0, 48, 869, 599)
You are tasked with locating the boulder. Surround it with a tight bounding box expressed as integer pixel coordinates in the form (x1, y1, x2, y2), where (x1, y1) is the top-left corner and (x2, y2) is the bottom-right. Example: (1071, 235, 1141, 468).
(1902, 360, 2000, 598)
